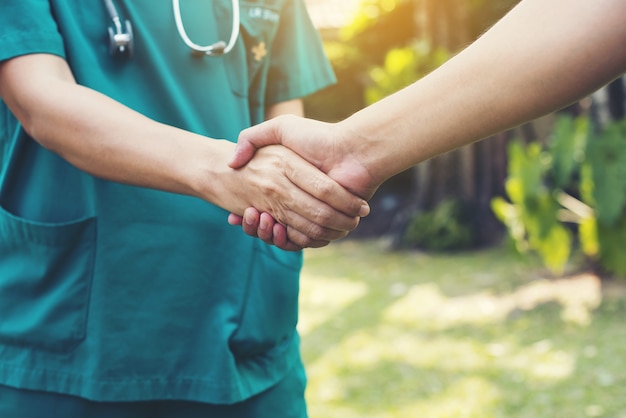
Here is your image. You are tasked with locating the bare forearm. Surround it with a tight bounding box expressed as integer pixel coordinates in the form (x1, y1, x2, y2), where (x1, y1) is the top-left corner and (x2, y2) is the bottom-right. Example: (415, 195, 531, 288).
(1, 54, 366, 246)
(0, 54, 216, 200)
(42, 86, 223, 197)
(341, 0, 626, 184)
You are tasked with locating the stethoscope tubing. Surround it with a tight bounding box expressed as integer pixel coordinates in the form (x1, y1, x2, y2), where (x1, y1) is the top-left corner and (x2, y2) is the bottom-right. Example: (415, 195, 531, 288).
(172, 0, 240, 56)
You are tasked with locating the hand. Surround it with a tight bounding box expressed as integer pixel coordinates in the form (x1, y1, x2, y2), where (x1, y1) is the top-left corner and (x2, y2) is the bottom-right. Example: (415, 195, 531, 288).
(230, 115, 378, 198)
(228, 115, 380, 245)
(212, 142, 368, 250)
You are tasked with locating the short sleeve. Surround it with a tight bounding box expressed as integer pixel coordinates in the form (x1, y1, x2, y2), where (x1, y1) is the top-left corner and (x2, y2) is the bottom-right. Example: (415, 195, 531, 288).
(0, 0, 66, 63)
(265, 0, 336, 105)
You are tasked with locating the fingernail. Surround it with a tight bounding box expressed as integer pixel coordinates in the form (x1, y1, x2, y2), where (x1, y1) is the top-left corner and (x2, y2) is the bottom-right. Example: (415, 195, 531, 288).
(245, 216, 255, 225)
(359, 203, 370, 217)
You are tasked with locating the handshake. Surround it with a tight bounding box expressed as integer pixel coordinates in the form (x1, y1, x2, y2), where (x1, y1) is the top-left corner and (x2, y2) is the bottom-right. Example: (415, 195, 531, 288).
(226, 114, 385, 252)
(222, 0, 626, 252)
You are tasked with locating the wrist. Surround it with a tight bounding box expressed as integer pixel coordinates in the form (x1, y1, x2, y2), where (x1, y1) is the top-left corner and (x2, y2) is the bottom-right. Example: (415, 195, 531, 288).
(335, 117, 386, 184)
(330, 120, 381, 200)
(186, 138, 237, 206)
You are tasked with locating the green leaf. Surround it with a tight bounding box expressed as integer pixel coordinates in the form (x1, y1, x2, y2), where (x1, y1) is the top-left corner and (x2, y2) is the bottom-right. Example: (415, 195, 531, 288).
(586, 120, 626, 226)
(597, 214, 626, 276)
(579, 216, 599, 257)
(533, 223, 572, 275)
(549, 115, 589, 188)
(505, 140, 545, 202)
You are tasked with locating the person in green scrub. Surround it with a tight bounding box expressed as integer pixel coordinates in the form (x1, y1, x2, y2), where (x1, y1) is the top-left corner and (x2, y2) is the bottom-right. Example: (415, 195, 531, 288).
(0, 1, 368, 417)
(228, 0, 626, 249)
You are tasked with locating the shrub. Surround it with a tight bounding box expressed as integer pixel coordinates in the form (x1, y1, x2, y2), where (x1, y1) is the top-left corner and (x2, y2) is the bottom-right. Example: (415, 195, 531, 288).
(403, 199, 475, 251)
(491, 116, 626, 277)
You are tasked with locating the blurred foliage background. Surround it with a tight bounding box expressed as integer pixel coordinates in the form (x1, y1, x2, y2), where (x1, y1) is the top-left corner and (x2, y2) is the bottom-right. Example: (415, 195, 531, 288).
(299, 1, 626, 416)
(303, 0, 626, 278)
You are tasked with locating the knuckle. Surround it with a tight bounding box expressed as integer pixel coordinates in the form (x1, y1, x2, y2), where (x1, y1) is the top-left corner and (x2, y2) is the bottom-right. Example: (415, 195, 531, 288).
(304, 224, 327, 242)
(347, 199, 364, 217)
(312, 206, 335, 225)
(260, 183, 281, 203)
(315, 178, 335, 199)
(306, 223, 346, 242)
(286, 227, 312, 248)
(295, 235, 314, 249)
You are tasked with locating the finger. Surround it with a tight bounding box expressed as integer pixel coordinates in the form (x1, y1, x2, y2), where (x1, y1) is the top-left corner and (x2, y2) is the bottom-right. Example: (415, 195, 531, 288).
(276, 200, 349, 245)
(241, 207, 262, 237)
(280, 197, 355, 242)
(284, 225, 331, 249)
(238, 197, 351, 246)
(237, 208, 302, 251)
(280, 172, 364, 232)
(272, 224, 303, 252)
(234, 145, 361, 242)
(271, 223, 290, 249)
(248, 156, 362, 236)
(241, 209, 303, 251)
(251, 213, 303, 251)
(229, 119, 283, 169)
(237, 196, 344, 248)
(228, 213, 243, 225)
(285, 160, 370, 219)
(257, 212, 276, 242)
(234, 204, 339, 248)
(262, 171, 361, 239)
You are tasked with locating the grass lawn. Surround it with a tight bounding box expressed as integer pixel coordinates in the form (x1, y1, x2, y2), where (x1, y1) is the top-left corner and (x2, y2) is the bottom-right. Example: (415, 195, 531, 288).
(299, 240, 626, 418)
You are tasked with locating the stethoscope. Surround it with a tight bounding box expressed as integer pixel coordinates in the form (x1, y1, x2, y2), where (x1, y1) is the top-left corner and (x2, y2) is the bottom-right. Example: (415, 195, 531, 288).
(104, 0, 240, 58)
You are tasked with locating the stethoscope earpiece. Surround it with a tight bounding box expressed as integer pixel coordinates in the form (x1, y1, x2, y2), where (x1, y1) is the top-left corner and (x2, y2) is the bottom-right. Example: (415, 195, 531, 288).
(108, 19, 134, 58)
(105, 0, 134, 58)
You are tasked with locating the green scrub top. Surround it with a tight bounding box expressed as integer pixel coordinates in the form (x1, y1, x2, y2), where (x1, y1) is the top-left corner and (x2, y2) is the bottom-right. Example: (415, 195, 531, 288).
(0, 0, 335, 404)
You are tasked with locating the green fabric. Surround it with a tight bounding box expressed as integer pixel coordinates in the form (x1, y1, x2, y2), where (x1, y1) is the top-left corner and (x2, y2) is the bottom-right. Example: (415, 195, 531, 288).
(0, 359, 307, 417)
(0, 0, 334, 407)
(0, 1, 66, 63)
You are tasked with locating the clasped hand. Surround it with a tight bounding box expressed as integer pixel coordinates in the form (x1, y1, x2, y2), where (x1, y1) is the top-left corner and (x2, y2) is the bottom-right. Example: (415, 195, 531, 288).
(228, 115, 379, 251)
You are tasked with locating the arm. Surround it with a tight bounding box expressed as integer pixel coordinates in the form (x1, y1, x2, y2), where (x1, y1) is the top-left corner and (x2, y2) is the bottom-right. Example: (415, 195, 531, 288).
(336, 0, 626, 185)
(231, 0, 626, 201)
(0, 54, 368, 248)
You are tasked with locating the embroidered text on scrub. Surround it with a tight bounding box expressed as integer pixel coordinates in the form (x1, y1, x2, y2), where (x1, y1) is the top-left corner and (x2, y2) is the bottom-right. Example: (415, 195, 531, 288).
(248, 7, 279, 23)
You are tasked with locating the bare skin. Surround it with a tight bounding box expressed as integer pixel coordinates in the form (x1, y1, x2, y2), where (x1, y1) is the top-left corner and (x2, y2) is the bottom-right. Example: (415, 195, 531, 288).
(0, 53, 370, 250)
(228, 0, 626, 248)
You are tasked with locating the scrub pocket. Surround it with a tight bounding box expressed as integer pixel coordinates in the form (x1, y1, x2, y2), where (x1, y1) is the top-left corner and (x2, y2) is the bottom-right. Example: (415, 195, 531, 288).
(0, 207, 96, 353)
(224, 0, 282, 97)
(229, 242, 302, 358)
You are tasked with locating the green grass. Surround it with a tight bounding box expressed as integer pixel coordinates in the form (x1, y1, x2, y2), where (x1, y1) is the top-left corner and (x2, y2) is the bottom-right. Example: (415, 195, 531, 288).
(299, 240, 626, 418)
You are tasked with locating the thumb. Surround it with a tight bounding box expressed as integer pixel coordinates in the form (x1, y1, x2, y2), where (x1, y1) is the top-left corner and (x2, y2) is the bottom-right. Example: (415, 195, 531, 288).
(229, 119, 283, 169)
